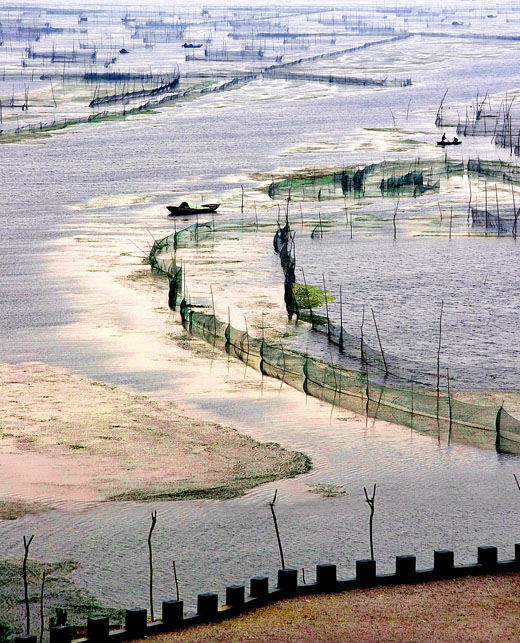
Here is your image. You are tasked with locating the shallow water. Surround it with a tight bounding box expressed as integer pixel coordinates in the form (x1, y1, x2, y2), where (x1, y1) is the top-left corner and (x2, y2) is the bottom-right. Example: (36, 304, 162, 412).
(294, 233, 520, 389)
(2, 0, 520, 617)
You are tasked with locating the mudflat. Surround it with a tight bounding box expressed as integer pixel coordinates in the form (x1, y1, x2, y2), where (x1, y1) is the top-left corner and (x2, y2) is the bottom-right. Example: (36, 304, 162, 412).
(0, 361, 310, 512)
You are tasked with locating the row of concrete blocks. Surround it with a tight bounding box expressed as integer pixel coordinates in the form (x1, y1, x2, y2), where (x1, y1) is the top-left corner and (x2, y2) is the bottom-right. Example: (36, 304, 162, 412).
(15, 545, 520, 643)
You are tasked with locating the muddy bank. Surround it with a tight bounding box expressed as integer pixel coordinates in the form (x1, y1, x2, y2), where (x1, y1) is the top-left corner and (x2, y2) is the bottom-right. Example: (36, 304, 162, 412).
(0, 362, 311, 506)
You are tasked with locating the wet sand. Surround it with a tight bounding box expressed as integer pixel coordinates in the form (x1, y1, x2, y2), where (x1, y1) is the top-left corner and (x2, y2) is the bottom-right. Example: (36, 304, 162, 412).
(0, 361, 310, 509)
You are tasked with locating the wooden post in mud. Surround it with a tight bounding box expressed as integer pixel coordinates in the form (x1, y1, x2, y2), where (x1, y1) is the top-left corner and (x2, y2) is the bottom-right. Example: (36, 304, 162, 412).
(363, 484, 377, 561)
(495, 185, 500, 235)
(449, 206, 453, 240)
(301, 268, 315, 327)
(148, 511, 157, 622)
(269, 490, 285, 570)
(360, 304, 366, 365)
(410, 379, 415, 433)
(514, 473, 520, 491)
(210, 285, 217, 338)
(393, 196, 399, 240)
(436, 300, 444, 427)
(23, 535, 34, 635)
(512, 183, 518, 240)
(467, 173, 472, 225)
(322, 274, 331, 341)
(437, 199, 443, 223)
(371, 308, 388, 376)
(446, 368, 453, 445)
(484, 180, 488, 230)
(172, 560, 180, 602)
(39, 572, 46, 643)
(339, 285, 344, 353)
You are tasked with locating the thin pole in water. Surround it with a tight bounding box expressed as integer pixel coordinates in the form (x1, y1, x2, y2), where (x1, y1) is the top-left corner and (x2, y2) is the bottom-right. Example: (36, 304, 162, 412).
(495, 185, 500, 235)
(322, 273, 331, 341)
(269, 490, 285, 569)
(436, 300, 444, 431)
(446, 368, 452, 445)
(371, 307, 388, 376)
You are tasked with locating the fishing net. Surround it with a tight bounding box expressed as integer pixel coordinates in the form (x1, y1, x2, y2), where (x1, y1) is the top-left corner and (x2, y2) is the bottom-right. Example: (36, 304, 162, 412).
(148, 206, 520, 455)
(178, 305, 519, 453)
(267, 160, 445, 201)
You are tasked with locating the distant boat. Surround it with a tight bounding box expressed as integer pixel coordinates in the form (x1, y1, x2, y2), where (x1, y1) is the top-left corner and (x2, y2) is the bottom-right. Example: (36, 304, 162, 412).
(437, 139, 462, 146)
(167, 202, 220, 216)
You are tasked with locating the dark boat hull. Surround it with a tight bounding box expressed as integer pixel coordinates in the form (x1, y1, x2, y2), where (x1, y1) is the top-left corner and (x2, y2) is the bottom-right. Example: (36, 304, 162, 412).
(166, 204, 220, 216)
(437, 141, 462, 146)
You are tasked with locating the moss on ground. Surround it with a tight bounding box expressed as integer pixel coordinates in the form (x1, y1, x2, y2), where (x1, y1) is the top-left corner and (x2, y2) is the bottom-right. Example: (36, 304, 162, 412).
(0, 559, 123, 642)
(107, 448, 312, 501)
(0, 500, 45, 521)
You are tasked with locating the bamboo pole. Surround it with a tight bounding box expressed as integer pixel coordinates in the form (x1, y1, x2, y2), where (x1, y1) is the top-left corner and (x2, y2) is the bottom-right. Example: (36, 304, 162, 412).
(447, 368, 452, 445)
(269, 490, 285, 569)
(148, 511, 157, 622)
(363, 484, 376, 561)
(436, 300, 444, 424)
(23, 535, 35, 635)
(371, 307, 388, 376)
(322, 273, 331, 341)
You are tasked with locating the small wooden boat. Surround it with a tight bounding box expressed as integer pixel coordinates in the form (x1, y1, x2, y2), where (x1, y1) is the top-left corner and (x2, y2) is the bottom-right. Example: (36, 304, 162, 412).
(437, 140, 462, 146)
(167, 202, 220, 216)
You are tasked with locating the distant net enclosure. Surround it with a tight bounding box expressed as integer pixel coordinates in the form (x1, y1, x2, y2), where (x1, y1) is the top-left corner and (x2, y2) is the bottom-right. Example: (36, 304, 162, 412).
(267, 159, 448, 201)
(148, 221, 520, 454)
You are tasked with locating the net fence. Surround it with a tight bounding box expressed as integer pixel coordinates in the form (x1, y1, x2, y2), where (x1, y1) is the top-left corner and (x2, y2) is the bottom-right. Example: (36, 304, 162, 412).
(148, 216, 520, 454)
(179, 306, 519, 453)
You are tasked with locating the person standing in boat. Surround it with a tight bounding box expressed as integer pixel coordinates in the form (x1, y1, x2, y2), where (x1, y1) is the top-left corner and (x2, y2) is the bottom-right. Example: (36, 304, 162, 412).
(441, 132, 447, 143)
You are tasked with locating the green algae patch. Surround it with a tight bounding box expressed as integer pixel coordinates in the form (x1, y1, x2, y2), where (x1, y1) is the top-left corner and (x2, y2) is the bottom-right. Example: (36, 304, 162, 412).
(0, 559, 123, 641)
(292, 283, 335, 309)
(0, 499, 46, 521)
(106, 446, 312, 502)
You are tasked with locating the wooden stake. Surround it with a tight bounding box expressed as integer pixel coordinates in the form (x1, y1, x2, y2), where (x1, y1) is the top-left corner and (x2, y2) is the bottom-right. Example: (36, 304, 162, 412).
(371, 308, 388, 375)
(148, 511, 157, 622)
(363, 484, 376, 561)
(39, 572, 46, 643)
(360, 304, 366, 364)
(269, 490, 285, 569)
(172, 560, 180, 602)
(436, 301, 444, 423)
(447, 368, 452, 444)
(322, 273, 331, 341)
(23, 535, 34, 635)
